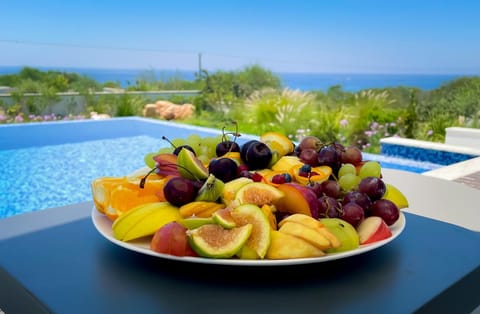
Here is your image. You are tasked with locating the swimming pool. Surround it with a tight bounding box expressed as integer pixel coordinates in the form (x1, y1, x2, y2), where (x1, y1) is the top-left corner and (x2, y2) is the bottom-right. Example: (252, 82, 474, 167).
(0, 117, 443, 219)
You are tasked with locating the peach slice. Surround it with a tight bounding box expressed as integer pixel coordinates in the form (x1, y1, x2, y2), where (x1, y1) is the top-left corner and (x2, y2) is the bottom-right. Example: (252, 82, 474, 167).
(275, 183, 319, 218)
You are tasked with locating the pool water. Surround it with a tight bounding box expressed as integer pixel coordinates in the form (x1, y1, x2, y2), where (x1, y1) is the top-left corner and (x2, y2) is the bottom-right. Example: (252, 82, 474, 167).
(0, 132, 442, 219)
(0, 135, 171, 218)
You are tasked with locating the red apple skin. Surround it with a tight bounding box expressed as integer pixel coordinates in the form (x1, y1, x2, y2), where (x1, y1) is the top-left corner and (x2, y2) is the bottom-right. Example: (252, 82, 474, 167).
(356, 216, 392, 245)
(151, 222, 198, 257)
(276, 183, 320, 219)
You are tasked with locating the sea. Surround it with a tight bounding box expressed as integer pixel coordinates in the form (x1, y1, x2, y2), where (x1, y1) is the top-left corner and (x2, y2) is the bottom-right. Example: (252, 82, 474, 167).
(0, 65, 468, 92)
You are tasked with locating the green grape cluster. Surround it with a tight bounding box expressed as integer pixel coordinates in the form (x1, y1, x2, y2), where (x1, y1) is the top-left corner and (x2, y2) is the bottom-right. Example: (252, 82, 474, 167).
(145, 134, 223, 167)
(338, 161, 382, 191)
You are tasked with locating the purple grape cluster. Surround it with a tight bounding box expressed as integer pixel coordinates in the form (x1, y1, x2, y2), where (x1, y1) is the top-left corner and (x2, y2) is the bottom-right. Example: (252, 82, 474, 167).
(309, 175, 399, 227)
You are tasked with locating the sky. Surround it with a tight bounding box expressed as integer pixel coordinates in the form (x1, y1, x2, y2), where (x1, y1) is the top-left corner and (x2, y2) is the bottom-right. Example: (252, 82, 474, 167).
(1, 0, 480, 74)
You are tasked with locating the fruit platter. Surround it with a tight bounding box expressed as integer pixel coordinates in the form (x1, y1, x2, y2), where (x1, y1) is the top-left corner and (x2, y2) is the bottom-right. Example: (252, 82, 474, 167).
(91, 126, 408, 266)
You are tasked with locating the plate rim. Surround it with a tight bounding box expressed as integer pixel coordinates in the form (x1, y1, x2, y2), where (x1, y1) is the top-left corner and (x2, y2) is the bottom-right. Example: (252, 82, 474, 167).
(91, 207, 406, 266)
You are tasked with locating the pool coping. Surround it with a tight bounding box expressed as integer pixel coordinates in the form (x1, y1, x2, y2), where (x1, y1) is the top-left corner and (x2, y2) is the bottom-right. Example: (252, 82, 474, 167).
(380, 136, 480, 156)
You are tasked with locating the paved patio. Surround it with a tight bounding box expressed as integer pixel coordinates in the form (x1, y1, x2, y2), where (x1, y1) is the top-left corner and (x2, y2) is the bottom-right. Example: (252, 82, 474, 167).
(423, 156, 480, 190)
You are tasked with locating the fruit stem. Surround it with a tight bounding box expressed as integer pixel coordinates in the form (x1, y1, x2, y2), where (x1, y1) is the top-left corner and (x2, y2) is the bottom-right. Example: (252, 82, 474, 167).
(221, 126, 228, 144)
(162, 136, 177, 149)
(139, 167, 157, 189)
(221, 121, 241, 153)
(231, 121, 240, 146)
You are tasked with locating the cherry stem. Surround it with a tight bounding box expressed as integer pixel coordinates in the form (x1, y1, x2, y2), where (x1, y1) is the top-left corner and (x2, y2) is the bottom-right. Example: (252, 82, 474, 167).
(221, 126, 227, 143)
(220, 121, 241, 153)
(139, 161, 201, 189)
(139, 167, 157, 189)
(162, 136, 177, 148)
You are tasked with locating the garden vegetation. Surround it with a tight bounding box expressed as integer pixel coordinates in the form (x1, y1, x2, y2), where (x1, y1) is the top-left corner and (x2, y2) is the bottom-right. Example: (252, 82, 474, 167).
(1, 66, 479, 153)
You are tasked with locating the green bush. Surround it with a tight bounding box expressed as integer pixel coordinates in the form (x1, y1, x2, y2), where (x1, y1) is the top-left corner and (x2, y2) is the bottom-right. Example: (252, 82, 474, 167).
(240, 88, 316, 137)
(2, 66, 480, 155)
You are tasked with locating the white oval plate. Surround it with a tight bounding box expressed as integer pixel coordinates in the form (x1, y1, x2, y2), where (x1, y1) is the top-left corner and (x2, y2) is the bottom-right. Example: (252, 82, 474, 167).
(92, 207, 406, 266)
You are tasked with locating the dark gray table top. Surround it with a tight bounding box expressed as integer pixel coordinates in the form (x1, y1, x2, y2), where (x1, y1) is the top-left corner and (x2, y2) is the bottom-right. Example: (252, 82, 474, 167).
(1, 203, 479, 314)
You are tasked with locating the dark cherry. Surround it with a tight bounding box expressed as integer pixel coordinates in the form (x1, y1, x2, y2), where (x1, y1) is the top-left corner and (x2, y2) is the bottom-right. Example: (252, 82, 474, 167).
(240, 140, 260, 162)
(173, 145, 196, 156)
(216, 140, 240, 157)
(162, 136, 196, 156)
(243, 141, 272, 170)
(208, 157, 238, 183)
(163, 177, 197, 207)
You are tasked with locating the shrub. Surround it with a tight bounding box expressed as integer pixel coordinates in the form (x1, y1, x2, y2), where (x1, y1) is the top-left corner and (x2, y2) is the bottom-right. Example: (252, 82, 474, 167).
(242, 88, 315, 137)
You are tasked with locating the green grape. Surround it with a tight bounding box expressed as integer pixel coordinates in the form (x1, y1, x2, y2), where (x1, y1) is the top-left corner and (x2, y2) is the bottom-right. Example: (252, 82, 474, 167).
(186, 135, 201, 153)
(338, 173, 361, 191)
(144, 152, 157, 168)
(203, 136, 219, 148)
(338, 163, 357, 178)
(187, 134, 202, 146)
(202, 135, 222, 159)
(197, 154, 210, 165)
(198, 145, 210, 159)
(359, 161, 382, 178)
(171, 138, 187, 147)
(157, 147, 173, 154)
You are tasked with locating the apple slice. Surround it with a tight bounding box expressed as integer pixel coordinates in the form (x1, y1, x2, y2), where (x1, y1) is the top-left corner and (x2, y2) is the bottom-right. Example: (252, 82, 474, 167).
(356, 216, 392, 245)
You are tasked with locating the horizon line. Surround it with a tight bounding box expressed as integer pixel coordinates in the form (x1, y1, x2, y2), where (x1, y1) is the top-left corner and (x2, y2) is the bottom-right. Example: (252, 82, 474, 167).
(1, 64, 479, 77)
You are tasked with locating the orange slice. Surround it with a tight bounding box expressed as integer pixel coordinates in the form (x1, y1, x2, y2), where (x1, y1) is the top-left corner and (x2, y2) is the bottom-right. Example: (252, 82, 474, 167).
(91, 177, 127, 214)
(91, 174, 169, 221)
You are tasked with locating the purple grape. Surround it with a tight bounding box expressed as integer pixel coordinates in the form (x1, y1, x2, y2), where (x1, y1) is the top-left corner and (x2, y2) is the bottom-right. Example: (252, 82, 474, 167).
(358, 177, 386, 201)
(342, 191, 372, 212)
(329, 142, 345, 161)
(317, 146, 342, 175)
(342, 146, 362, 165)
(307, 182, 323, 198)
(370, 199, 400, 226)
(320, 180, 342, 199)
(299, 148, 319, 166)
(340, 202, 365, 227)
(317, 196, 342, 218)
